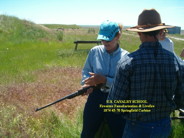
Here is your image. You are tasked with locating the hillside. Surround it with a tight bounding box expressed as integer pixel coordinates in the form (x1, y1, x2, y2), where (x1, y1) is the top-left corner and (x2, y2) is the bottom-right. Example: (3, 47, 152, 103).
(43, 24, 80, 29)
(0, 15, 62, 42)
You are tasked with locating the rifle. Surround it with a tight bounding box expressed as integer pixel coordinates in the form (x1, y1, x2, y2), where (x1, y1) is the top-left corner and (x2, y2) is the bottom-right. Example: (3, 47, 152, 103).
(35, 86, 93, 112)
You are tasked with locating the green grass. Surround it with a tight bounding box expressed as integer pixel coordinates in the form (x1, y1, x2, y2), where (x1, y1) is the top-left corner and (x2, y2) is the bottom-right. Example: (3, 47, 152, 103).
(0, 41, 57, 84)
(0, 102, 83, 138)
(0, 40, 91, 85)
(170, 120, 184, 138)
(29, 111, 83, 138)
(0, 14, 184, 138)
(0, 15, 91, 85)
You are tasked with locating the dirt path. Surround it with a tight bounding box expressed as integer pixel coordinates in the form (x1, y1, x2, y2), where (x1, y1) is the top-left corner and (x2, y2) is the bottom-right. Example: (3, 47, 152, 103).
(169, 36, 184, 41)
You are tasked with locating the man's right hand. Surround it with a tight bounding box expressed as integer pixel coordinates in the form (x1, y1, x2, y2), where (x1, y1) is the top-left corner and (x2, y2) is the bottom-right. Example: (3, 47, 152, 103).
(81, 84, 94, 95)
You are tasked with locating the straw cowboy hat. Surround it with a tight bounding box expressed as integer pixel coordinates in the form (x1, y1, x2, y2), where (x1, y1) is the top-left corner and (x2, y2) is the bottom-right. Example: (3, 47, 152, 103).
(126, 9, 174, 32)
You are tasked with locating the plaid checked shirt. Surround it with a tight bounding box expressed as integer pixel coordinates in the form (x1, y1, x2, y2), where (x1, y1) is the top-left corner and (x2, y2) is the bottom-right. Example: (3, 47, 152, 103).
(108, 42, 184, 121)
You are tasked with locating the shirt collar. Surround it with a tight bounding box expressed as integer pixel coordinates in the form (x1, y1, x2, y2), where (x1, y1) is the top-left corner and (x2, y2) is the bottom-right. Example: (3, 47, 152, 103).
(140, 41, 161, 49)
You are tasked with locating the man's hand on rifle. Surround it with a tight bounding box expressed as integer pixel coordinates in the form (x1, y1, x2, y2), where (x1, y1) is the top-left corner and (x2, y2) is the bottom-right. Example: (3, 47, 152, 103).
(83, 72, 107, 86)
(82, 72, 107, 95)
(82, 84, 94, 95)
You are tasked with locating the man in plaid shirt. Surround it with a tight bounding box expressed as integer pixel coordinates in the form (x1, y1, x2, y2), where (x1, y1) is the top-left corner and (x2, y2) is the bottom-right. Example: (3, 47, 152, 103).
(108, 9, 184, 138)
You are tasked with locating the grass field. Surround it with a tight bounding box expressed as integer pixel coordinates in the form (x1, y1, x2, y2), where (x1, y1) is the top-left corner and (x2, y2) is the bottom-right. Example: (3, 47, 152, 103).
(0, 15, 184, 138)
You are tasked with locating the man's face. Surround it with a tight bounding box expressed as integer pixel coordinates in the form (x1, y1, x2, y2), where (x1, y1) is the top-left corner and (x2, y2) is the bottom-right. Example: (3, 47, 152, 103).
(160, 32, 166, 40)
(101, 35, 119, 53)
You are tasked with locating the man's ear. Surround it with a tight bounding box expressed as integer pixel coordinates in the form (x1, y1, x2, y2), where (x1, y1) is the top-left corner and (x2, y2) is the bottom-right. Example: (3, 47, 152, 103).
(115, 33, 121, 40)
(137, 32, 141, 36)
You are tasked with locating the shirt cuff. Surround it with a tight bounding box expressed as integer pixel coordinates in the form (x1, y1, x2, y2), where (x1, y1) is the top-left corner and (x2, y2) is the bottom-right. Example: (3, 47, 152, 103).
(105, 77, 113, 88)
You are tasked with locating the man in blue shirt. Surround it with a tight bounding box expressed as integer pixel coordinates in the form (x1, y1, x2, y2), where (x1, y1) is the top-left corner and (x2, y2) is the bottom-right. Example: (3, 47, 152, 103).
(108, 9, 184, 138)
(81, 20, 128, 138)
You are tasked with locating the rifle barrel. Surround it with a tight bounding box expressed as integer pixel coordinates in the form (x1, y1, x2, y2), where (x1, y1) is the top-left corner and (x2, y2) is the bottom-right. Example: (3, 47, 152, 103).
(35, 86, 92, 112)
(35, 96, 68, 111)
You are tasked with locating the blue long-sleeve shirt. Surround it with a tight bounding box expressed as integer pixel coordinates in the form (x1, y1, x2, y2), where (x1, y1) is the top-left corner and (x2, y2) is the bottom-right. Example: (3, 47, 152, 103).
(81, 45, 129, 89)
(108, 42, 184, 121)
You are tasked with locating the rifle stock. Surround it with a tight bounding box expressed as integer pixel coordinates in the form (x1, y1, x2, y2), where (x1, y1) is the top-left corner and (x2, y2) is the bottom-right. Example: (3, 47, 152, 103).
(35, 86, 93, 112)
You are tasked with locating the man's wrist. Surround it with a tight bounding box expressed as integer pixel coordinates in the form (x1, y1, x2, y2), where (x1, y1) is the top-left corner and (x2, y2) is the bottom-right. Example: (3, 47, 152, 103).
(101, 76, 107, 84)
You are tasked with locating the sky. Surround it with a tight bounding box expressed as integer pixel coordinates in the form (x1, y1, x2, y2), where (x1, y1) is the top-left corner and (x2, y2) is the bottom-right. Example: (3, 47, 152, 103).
(0, 0, 184, 29)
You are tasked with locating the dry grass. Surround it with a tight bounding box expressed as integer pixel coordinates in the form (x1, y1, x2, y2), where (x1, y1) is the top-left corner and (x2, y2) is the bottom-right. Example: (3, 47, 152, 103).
(0, 67, 87, 118)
